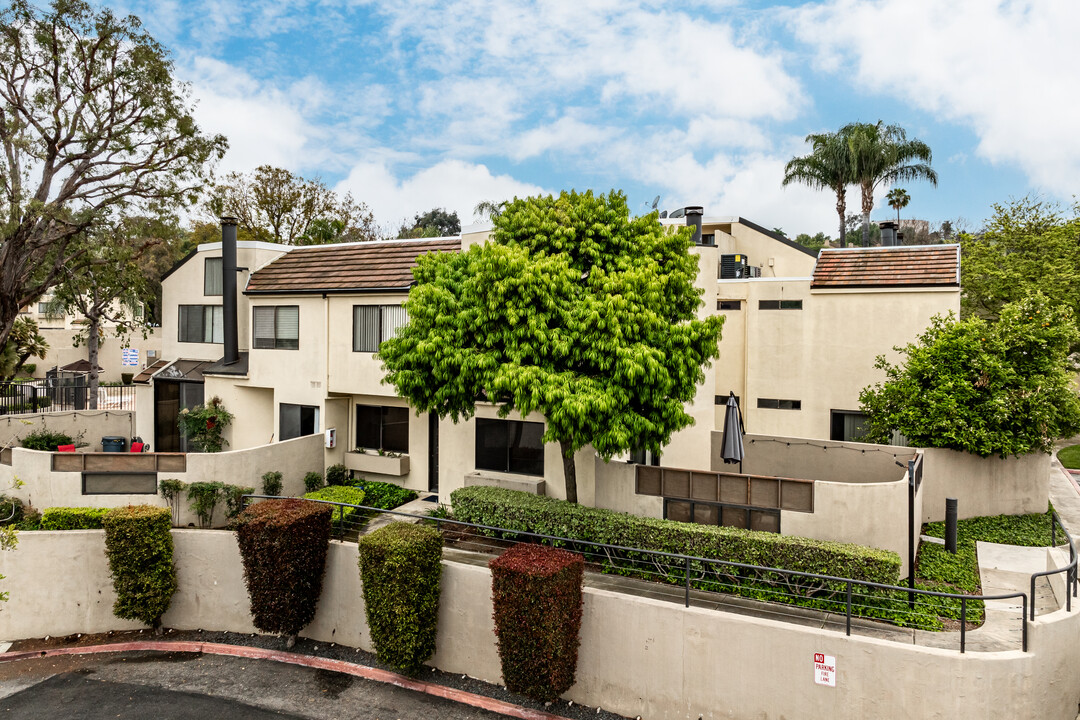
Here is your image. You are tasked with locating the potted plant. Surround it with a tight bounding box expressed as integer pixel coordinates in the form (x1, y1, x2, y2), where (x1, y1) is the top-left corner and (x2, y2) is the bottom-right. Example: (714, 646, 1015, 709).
(177, 396, 234, 453)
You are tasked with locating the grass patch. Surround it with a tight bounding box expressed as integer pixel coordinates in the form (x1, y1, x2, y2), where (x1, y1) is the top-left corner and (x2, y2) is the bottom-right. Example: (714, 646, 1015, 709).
(914, 508, 1056, 625)
(1059, 444, 1080, 470)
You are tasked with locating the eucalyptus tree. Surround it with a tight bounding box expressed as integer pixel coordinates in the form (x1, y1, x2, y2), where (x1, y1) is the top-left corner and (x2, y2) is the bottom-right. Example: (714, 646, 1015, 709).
(380, 190, 724, 503)
(0, 0, 226, 349)
(845, 122, 937, 247)
(783, 130, 853, 247)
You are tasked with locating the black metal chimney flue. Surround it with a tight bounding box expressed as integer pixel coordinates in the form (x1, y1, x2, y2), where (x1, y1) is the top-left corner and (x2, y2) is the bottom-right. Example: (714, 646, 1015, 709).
(684, 206, 704, 245)
(220, 216, 239, 365)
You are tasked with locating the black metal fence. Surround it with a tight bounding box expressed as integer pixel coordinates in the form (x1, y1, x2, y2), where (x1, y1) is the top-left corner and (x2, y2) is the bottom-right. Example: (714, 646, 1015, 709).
(0, 380, 136, 414)
(242, 494, 1079, 654)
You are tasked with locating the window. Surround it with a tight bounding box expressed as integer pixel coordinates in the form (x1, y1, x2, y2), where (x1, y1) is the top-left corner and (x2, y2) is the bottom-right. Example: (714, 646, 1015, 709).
(356, 405, 409, 454)
(629, 447, 661, 466)
(280, 404, 319, 441)
(717, 300, 741, 311)
(757, 398, 801, 410)
(178, 305, 223, 343)
(758, 299, 803, 310)
(253, 306, 299, 350)
(475, 418, 544, 476)
(714, 394, 740, 405)
(353, 305, 409, 352)
(831, 410, 869, 442)
(204, 257, 223, 296)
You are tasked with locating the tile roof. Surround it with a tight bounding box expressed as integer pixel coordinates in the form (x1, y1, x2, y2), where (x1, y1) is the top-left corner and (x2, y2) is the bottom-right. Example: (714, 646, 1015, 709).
(133, 359, 169, 384)
(811, 245, 960, 289)
(245, 238, 460, 295)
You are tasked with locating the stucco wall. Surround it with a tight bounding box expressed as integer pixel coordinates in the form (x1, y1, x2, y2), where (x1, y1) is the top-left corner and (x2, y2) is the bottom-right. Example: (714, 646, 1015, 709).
(920, 448, 1051, 522)
(592, 456, 663, 518)
(0, 410, 134, 450)
(736, 432, 915, 484)
(1, 530, 1078, 720)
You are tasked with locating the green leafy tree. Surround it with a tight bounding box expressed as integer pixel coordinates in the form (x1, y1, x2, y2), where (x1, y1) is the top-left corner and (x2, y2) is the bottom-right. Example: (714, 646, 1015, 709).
(0, 0, 226, 349)
(793, 232, 830, 252)
(397, 208, 460, 239)
(886, 188, 911, 225)
(859, 293, 1080, 457)
(960, 197, 1080, 326)
(783, 130, 854, 247)
(205, 165, 378, 245)
(844, 121, 937, 247)
(0, 317, 46, 380)
(380, 190, 724, 503)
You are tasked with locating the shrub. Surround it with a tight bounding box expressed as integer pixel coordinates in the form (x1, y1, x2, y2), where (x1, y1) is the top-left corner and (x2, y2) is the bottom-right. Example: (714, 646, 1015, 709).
(223, 484, 255, 520)
(186, 481, 224, 529)
(490, 544, 583, 701)
(177, 396, 233, 453)
(159, 478, 187, 526)
(17, 506, 41, 531)
(0, 495, 25, 525)
(261, 471, 283, 497)
(40, 506, 111, 530)
(325, 463, 349, 486)
(102, 505, 177, 629)
(302, 485, 366, 531)
(357, 522, 442, 675)
(20, 429, 74, 451)
(21, 363, 36, 376)
(451, 486, 901, 585)
(303, 471, 324, 493)
(352, 479, 417, 510)
(232, 499, 333, 644)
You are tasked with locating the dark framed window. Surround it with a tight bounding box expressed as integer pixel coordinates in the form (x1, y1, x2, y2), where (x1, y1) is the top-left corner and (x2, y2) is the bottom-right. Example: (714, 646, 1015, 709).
(353, 305, 409, 352)
(758, 299, 803, 310)
(831, 410, 869, 442)
(355, 405, 410, 454)
(253, 306, 299, 349)
(717, 300, 742, 310)
(757, 398, 801, 410)
(629, 447, 661, 466)
(204, 257, 223, 296)
(280, 403, 319, 441)
(714, 394, 741, 405)
(475, 418, 544, 476)
(178, 305, 223, 343)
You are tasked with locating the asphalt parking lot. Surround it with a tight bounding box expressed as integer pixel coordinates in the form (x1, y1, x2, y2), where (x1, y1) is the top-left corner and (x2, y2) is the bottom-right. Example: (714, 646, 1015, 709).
(0, 650, 515, 720)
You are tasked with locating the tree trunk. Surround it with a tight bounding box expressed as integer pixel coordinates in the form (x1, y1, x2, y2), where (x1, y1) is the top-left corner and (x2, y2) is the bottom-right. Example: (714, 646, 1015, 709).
(559, 438, 578, 504)
(87, 316, 100, 410)
(835, 187, 847, 249)
(861, 211, 871, 247)
(861, 181, 874, 247)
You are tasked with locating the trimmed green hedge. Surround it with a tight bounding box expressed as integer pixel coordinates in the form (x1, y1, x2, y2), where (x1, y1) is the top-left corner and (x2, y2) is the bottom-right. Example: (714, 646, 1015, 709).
(102, 505, 177, 628)
(490, 544, 583, 701)
(357, 522, 442, 676)
(41, 506, 111, 530)
(232, 499, 333, 641)
(303, 485, 366, 529)
(451, 486, 901, 584)
(350, 479, 417, 510)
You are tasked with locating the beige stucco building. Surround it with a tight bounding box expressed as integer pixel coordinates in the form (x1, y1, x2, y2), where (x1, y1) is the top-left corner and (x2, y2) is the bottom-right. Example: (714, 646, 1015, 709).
(136, 215, 960, 519)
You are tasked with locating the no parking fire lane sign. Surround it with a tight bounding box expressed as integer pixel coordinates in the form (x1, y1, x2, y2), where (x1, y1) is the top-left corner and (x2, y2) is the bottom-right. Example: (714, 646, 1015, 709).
(814, 653, 836, 687)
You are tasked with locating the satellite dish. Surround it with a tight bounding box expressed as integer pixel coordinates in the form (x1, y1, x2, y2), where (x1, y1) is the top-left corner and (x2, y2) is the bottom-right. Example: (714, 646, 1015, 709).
(659, 210, 668, 219)
(650, 195, 660, 210)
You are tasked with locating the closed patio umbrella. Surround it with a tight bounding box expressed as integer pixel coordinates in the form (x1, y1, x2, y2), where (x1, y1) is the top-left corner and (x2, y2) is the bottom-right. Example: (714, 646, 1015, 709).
(720, 392, 744, 467)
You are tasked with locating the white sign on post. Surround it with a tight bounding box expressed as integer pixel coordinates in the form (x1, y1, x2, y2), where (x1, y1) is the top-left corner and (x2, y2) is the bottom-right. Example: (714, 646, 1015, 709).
(814, 653, 836, 687)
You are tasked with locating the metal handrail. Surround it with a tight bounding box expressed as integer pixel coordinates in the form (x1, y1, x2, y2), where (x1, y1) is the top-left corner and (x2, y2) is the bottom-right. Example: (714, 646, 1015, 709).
(1029, 510, 1078, 620)
(242, 494, 1032, 652)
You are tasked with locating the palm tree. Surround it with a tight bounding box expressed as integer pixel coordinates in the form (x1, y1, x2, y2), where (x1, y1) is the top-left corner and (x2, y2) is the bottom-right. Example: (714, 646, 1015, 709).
(886, 188, 910, 225)
(473, 200, 506, 222)
(783, 130, 853, 248)
(844, 122, 937, 247)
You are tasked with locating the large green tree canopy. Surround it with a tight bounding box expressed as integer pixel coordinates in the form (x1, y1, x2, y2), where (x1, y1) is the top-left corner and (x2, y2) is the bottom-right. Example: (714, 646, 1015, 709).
(859, 293, 1080, 457)
(380, 190, 724, 502)
(960, 196, 1080, 327)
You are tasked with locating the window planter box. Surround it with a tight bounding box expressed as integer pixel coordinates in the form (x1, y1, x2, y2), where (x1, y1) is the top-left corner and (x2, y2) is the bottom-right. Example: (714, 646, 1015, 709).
(345, 451, 410, 477)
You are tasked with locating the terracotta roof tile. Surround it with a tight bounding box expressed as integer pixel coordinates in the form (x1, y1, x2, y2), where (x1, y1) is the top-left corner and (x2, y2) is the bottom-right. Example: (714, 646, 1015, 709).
(811, 245, 959, 289)
(245, 238, 460, 294)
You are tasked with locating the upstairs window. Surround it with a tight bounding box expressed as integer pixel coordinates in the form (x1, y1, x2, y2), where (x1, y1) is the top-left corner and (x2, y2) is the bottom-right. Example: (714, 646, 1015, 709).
(204, 257, 223, 296)
(353, 305, 409, 352)
(757, 398, 801, 410)
(758, 299, 803, 310)
(178, 305, 223, 343)
(253, 306, 299, 350)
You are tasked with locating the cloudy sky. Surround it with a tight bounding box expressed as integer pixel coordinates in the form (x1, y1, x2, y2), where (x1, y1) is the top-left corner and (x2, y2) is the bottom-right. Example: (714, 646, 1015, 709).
(94, 0, 1078, 236)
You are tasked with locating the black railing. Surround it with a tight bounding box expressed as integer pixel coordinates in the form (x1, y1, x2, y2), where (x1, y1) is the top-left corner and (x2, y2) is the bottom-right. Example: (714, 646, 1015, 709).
(1029, 511, 1077, 620)
(240, 494, 1067, 653)
(0, 381, 135, 414)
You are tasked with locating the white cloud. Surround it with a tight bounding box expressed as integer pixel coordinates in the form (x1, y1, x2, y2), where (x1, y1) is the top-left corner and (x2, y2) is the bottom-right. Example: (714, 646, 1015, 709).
(511, 117, 620, 161)
(335, 159, 547, 231)
(790, 0, 1080, 193)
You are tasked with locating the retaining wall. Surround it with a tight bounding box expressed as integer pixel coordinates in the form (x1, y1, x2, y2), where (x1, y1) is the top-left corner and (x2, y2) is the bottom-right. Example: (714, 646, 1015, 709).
(1, 530, 1078, 719)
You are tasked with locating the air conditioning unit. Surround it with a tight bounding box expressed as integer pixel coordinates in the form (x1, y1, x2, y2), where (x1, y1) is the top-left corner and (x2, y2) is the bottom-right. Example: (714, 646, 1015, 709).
(720, 254, 750, 279)
(746, 266, 762, 278)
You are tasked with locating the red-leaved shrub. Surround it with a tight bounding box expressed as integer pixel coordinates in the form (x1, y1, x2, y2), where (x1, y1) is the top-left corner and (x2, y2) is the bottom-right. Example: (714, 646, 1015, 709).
(489, 543, 584, 701)
(232, 499, 332, 643)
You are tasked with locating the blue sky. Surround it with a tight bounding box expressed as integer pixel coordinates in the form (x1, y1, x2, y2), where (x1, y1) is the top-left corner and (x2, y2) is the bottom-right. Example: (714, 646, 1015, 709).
(95, 0, 1078, 236)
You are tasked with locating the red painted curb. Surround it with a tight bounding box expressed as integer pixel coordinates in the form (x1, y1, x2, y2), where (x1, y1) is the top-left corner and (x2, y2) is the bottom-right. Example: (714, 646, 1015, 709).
(0, 640, 567, 720)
